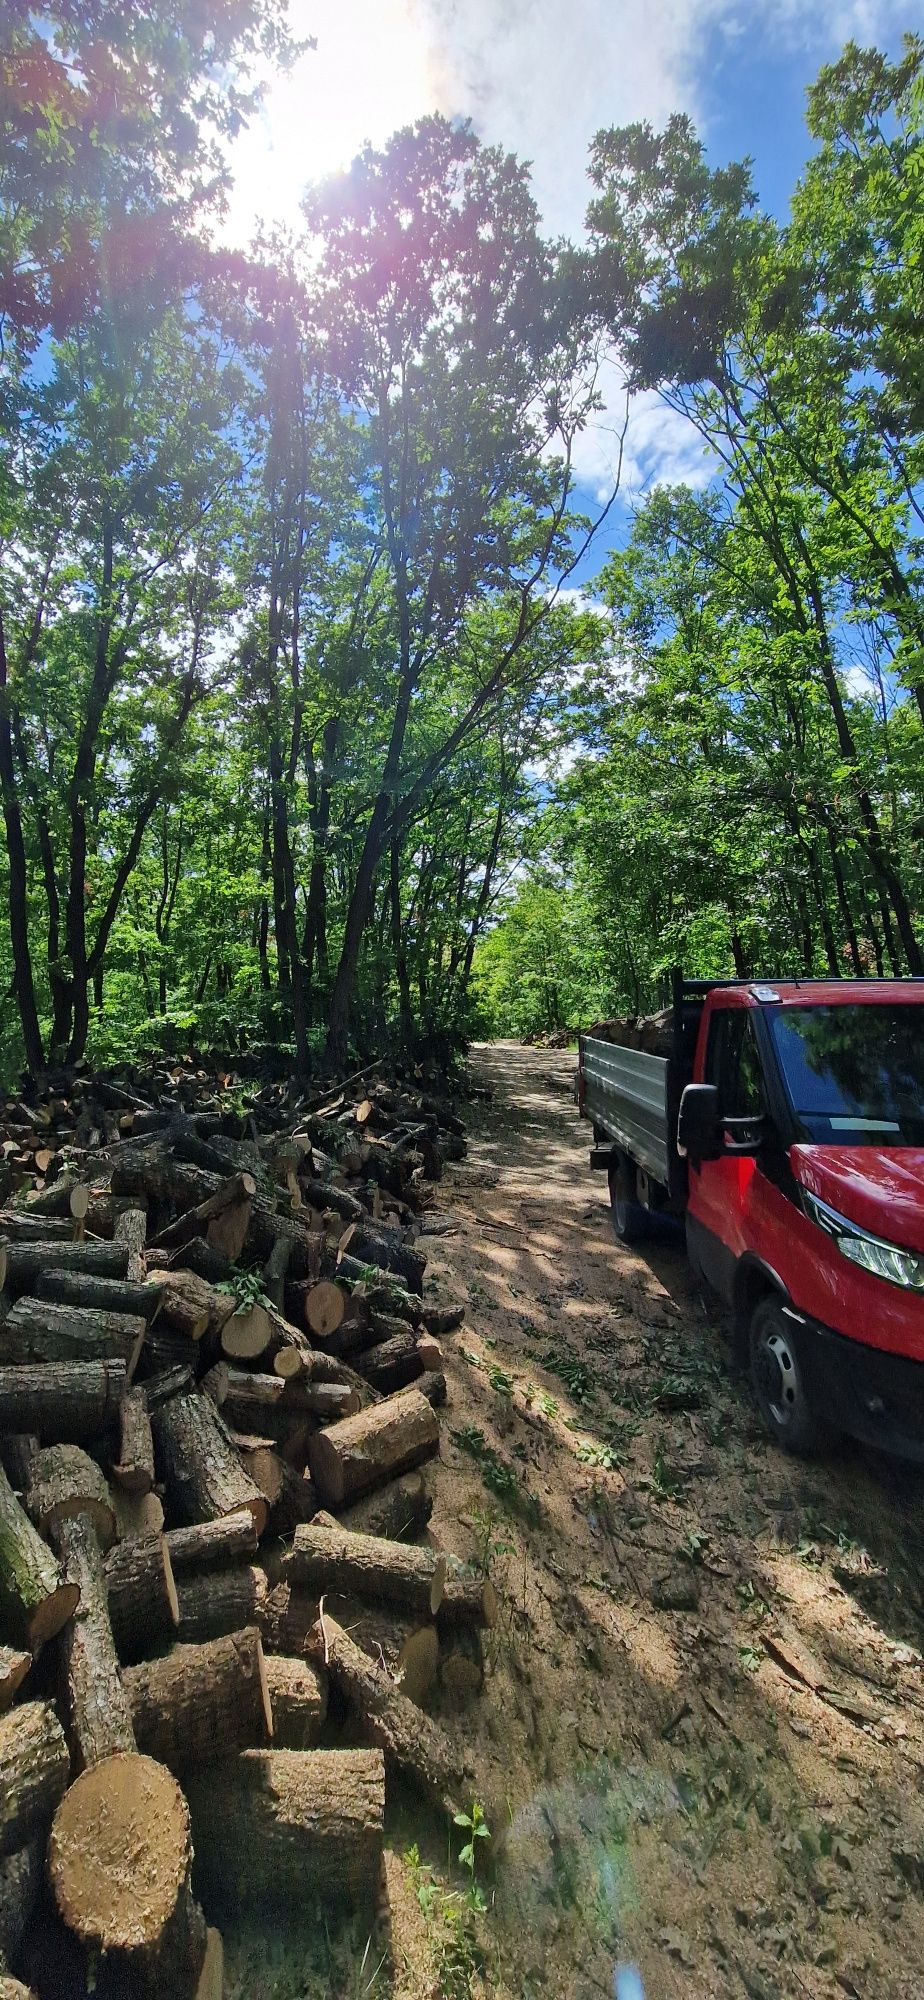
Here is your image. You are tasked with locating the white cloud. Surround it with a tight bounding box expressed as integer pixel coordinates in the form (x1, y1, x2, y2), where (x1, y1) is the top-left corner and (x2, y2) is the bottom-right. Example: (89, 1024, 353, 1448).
(225, 0, 909, 248)
(221, 0, 905, 496)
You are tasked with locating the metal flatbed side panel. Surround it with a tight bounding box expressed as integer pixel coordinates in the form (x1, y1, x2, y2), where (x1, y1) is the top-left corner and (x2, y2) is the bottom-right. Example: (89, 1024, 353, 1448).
(582, 1038, 671, 1187)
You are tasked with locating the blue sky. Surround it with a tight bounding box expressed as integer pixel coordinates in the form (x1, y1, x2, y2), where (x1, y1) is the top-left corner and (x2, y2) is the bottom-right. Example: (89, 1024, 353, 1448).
(224, 1, 915, 590)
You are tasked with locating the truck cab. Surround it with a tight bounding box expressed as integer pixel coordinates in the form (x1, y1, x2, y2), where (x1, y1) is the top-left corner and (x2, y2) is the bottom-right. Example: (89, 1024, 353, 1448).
(684, 980, 924, 1457)
(580, 978, 924, 1459)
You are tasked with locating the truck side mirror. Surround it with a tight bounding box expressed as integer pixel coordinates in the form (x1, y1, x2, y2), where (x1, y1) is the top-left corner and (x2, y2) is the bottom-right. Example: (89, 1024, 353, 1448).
(677, 1082, 722, 1161)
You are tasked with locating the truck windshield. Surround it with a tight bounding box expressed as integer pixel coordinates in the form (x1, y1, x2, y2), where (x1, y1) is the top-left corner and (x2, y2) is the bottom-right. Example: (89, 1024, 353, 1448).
(769, 1005, 924, 1145)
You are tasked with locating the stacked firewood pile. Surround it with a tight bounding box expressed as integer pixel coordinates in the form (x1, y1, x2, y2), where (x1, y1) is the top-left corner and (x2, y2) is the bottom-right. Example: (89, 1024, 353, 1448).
(583, 1007, 674, 1056)
(0, 1062, 485, 1998)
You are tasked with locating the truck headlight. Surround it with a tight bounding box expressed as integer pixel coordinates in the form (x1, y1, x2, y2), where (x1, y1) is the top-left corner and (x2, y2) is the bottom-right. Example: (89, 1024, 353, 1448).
(801, 1188, 924, 1293)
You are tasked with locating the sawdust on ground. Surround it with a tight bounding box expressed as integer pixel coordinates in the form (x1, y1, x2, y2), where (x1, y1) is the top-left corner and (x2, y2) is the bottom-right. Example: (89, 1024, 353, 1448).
(230, 1040, 924, 2000)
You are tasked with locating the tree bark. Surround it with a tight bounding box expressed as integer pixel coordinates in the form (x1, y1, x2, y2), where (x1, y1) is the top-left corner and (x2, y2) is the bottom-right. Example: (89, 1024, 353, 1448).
(51, 1511, 136, 1772)
(28, 1445, 116, 1548)
(0, 1299, 145, 1374)
(123, 1627, 273, 1770)
(152, 1392, 268, 1538)
(174, 1566, 266, 1646)
(0, 1835, 43, 1972)
(35, 1270, 163, 1320)
(103, 1532, 180, 1662)
(0, 1701, 70, 1857)
(112, 1388, 155, 1495)
(308, 1614, 465, 1815)
(337, 1223, 425, 1295)
(183, 1748, 385, 1911)
(164, 1510, 259, 1576)
(0, 1463, 78, 1650)
(283, 1520, 446, 1617)
(262, 1654, 327, 1748)
(5, 1240, 130, 1296)
(356, 1329, 424, 1395)
(307, 1388, 439, 1508)
(0, 1646, 30, 1716)
(0, 1360, 126, 1443)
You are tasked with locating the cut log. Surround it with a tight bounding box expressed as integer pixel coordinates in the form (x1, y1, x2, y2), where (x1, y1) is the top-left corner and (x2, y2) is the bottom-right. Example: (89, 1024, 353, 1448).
(342, 1611, 440, 1707)
(111, 1142, 220, 1213)
(0, 1299, 145, 1376)
(110, 1486, 164, 1542)
(437, 1573, 499, 1630)
(309, 1614, 465, 1814)
(284, 1521, 446, 1618)
(257, 1579, 316, 1658)
(337, 1223, 425, 1296)
(357, 1329, 424, 1395)
(0, 1462, 78, 1650)
(112, 1388, 155, 1495)
(113, 1204, 147, 1281)
(263, 1654, 327, 1748)
(174, 1565, 266, 1645)
(333, 1258, 421, 1324)
(152, 1270, 231, 1341)
(219, 1303, 272, 1362)
(51, 1511, 136, 1771)
(28, 1445, 116, 1548)
(303, 1381, 360, 1421)
(183, 1747, 385, 1912)
(165, 1510, 258, 1576)
(301, 1179, 366, 1225)
(0, 1974, 36, 1997)
(104, 1532, 179, 1662)
(232, 1437, 286, 1511)
(4, 1240, 130, 1296)
(307, 1388, 439, 1509)
(35, 1269, 163, 1320)
(149, 1171, 257, 1251)
(174, 1236, 233, 1287)
(338, 1472, 432, 1544)
(0, 1212, 72, 1242)
(439, 1623, 484, 1701)
(152, 1391, 268, 1537)
(123, 1627, 272, 1769)
(415, 1333, 443, 1371)
(0, 1836, 43, 1972)
(48, 1752, 207, 1997)
(0, 1701, 70, 1857)
(138, 1361, 194, 1413)
(0, 1647, 30, 1715)
(262, 1233, 292, 1310)
(304, 1281, 348, 1341)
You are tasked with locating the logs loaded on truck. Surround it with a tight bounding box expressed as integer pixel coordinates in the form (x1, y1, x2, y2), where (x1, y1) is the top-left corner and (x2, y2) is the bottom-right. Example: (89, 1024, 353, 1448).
(0, 1056, 481, 1996)
(579, 969, 924, 1463)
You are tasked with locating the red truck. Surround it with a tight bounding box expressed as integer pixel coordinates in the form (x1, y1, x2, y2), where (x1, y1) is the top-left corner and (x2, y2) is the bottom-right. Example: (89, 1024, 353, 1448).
(578, 974, 924, 1457)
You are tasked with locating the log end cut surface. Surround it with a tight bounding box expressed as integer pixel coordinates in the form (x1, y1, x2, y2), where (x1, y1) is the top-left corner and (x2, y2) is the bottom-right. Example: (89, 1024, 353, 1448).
(49, 1752, 191, 1951)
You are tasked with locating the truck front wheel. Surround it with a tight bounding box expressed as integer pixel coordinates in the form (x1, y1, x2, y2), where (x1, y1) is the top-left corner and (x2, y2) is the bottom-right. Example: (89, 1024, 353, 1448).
(749, 1297, 831, 1455)
(608, 1153, 649, 1245)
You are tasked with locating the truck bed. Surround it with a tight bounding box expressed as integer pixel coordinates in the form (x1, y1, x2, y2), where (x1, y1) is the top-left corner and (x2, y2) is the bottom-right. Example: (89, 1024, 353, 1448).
(581, 1037, 673, 1187)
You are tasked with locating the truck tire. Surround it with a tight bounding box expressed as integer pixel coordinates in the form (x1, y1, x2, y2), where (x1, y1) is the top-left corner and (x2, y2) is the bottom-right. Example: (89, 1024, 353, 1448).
(749, 1297, 832, 1455)
(608, 1153, 648, 1245)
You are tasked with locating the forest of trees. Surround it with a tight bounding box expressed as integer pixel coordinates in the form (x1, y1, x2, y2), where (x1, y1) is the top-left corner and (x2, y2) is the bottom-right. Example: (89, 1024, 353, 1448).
(1, 9, 922, 1073)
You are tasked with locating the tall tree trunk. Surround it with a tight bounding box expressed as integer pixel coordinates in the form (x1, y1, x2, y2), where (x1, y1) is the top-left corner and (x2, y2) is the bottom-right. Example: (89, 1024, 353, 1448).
(0, 615, 44, 1073)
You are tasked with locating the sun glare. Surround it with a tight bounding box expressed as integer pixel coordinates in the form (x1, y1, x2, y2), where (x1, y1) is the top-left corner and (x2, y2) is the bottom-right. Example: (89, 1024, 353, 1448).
(224, 0, 437, 243)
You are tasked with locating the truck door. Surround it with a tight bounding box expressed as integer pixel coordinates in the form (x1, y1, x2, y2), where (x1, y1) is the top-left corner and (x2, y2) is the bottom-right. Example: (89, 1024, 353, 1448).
(687, 1006, 764, 1300)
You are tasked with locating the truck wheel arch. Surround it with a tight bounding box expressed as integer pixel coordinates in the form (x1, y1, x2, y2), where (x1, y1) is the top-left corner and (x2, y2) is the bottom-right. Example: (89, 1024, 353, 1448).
(733, 1255, 790, 1357)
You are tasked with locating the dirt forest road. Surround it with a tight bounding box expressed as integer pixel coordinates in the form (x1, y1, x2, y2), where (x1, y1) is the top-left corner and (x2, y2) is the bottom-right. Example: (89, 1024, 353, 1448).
(416, 1041, 924, 2000)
